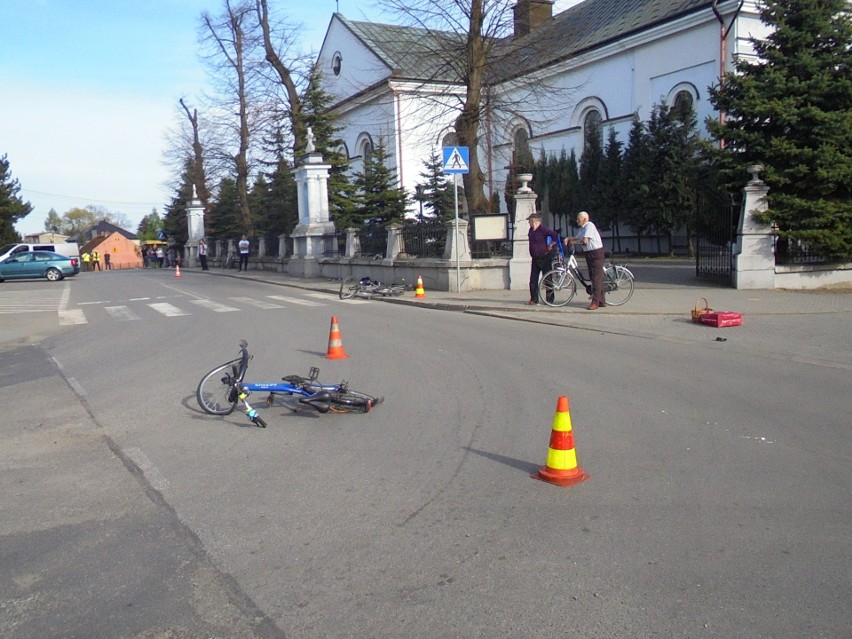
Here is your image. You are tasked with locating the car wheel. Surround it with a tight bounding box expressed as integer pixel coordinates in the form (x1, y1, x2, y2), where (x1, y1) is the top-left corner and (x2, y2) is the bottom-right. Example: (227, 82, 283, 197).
(46, 268, 62, 281)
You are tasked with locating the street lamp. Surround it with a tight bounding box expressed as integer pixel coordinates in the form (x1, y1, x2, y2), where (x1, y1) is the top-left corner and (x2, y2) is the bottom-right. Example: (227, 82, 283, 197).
(415, 184, 424, 220)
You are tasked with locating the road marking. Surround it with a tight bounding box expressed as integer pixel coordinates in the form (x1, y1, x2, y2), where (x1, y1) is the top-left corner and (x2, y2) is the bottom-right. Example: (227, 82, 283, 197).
(229, 296, 284, 309)
(267, 295, 324, 307)
(149, 302, 190, 317)
(191, 299, 240, 312)
(124, 447, 169, 491)
(105, 305, 141, 321)
(59, 309, 87, 325)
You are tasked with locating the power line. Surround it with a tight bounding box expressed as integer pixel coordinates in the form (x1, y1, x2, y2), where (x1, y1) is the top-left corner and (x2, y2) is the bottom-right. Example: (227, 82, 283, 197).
(21, 188, 162, 208)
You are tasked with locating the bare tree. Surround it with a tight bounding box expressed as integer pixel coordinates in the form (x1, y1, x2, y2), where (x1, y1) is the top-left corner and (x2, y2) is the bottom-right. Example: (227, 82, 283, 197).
(179, 98, 212, 214)
(378, 0, 576, 213)
(255, 0, 311, 158)
(200, 0, 261, 234)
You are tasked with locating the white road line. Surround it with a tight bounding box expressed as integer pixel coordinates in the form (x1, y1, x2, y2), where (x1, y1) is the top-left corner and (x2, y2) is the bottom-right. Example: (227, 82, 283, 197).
(124, 447, 169, 491)
(105, 305, 141, 321)
(267, 295, 324, 307)
(229, 296, 284, 309)
(59, 309, 87, 325)
(149, 302, 190, 317)
(191, 299, 240, 312)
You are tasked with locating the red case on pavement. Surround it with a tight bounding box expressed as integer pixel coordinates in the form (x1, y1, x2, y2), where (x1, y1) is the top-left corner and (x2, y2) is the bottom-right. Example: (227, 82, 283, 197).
(700, 311, 742, 327)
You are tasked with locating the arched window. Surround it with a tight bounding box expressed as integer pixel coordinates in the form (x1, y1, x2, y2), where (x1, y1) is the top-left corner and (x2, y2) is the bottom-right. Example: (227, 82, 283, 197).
(672, 90, 694, 121)
(513, 127, 533, 172)
(331, 52, 342, 76)
(583, 110, 603, 150)
(361, 138, 373, 166)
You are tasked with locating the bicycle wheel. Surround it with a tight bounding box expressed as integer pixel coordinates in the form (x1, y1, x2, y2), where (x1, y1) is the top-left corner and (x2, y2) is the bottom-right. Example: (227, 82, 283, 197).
(196, 359, 241, 415)
(538, 269, 576, 307)
(604, 265, 635, 306)
(328, 389, 384, 413)
(339, 277, 359, 300)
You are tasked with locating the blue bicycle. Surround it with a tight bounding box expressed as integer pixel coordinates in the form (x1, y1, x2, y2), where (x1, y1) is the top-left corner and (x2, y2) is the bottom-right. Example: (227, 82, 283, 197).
(196, 340, 383, 427)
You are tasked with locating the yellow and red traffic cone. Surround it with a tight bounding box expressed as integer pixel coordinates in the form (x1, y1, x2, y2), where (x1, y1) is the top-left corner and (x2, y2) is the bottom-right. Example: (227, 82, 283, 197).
(325, 315, 349, 359)
(532, 395, 589, 487)
(175, 264, 181, 277)
(415, 275, 425, 298)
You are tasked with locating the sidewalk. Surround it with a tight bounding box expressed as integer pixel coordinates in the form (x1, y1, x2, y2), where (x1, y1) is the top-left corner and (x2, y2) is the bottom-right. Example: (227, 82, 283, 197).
(201, 261, 852, 368)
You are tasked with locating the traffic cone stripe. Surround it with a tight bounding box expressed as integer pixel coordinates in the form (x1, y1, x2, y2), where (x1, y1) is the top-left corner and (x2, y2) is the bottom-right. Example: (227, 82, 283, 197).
(549, 430, 575, 450)
(415, 275, 425, 298)
(532, 395, 589, 487)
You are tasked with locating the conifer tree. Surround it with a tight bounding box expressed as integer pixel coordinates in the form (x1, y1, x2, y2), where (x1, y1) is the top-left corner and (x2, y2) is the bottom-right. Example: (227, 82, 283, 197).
(577, 119, 604, 214)
(708, 0, 852, 258)
(162, 159, 193, 245)
(137, 209, 163, 242)
(622, 115, 654, 253)
(353, 136, 408, 228)
(597, 128, 625, 249)
(415, 150, 454, 222)
(207, 177, 242, 240)
(0, 154, 32, 244)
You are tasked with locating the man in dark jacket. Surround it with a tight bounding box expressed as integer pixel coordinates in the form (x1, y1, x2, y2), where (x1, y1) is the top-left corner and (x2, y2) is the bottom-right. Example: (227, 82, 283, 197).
(527, 213, 559, 304)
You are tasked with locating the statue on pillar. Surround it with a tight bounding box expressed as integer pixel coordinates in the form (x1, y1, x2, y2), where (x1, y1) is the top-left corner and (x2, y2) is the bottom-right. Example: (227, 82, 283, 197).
(305, 127, 315, 154)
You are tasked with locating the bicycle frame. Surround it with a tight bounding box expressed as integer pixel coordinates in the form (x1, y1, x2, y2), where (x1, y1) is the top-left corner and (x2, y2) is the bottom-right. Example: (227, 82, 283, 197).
(197, 340, 381, 426)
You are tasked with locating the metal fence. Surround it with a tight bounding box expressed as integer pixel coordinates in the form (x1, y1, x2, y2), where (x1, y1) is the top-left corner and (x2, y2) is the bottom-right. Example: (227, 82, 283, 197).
(402, 221, 446, 258)
(774, 237, 829, 265)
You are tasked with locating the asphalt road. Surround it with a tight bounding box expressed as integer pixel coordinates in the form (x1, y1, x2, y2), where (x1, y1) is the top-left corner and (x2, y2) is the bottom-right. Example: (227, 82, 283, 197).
(1, 269, 850, 638)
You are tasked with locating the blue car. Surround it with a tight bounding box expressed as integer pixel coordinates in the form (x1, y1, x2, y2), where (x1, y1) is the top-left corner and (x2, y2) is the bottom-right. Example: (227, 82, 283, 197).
(0, 250, 80, 282)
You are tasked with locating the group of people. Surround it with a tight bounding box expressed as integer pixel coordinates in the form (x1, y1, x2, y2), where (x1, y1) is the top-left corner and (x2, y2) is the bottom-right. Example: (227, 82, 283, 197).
(80, 250, 111, 271)
(141, 245, 183, 269)
(527, 210, 606, 310)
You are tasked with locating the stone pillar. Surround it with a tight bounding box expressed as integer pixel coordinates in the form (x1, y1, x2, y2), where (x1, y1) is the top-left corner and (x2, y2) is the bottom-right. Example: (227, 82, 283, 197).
(185, 185, 205, 267)
(733, 165, 775, 289)
(386, 223, 404, 260)
(443, 218, 471, 262)
(278, 233, 289, 259)
(345, 227, 360, 258)
(509, 173, 536, 291)
(289, 136, 334, 277)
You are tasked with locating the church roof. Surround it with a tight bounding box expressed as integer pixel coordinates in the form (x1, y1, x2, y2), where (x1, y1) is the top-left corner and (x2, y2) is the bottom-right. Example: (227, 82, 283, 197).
(337, 0, 720, 84)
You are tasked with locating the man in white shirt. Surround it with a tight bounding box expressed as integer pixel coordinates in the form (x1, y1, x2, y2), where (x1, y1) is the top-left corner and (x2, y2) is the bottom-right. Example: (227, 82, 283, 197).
(238, 235, 250, 272)
(565, 211, 606, 309)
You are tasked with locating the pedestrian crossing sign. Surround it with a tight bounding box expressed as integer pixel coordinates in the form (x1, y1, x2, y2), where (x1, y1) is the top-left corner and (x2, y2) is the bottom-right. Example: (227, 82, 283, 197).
(442, 146, 469, 174)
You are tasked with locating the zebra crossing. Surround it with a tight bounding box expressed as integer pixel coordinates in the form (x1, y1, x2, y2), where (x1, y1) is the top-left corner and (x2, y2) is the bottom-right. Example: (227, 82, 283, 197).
(0, 288, 369, 326)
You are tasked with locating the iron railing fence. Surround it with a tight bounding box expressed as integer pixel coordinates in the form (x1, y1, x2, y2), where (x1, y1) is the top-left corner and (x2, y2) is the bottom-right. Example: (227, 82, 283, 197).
(774, 237, 832, 265)
(402, 221, 446, 258)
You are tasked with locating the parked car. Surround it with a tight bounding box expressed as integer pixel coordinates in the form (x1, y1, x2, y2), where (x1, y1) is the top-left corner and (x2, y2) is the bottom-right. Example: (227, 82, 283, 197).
(0, 250, 80, 282)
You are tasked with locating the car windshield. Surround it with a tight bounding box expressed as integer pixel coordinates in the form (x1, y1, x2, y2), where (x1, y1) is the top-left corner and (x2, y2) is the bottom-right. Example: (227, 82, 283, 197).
(0, 244, 18, 255)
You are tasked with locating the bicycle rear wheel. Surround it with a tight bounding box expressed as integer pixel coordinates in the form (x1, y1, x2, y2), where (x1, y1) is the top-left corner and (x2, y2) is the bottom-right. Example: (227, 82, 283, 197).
(604, 265, 635, 306)
(197, 359, 240, 415)
(538, 269, 576, 307)
(339, 277, 359, 300)
(328, 389, 383, 413)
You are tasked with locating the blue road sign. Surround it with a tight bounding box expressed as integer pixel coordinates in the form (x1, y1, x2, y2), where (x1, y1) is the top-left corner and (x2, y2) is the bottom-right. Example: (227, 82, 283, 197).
(442, 146, 469, 174)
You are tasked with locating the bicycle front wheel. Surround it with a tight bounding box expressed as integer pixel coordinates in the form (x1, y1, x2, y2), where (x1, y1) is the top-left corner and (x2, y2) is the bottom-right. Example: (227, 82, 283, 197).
(339, 277, 359, 300)
(539, 269, 576, 307)
(328, 389, 383, 413)
(196, 359, 241, 415)
(604, 265, 635, 306)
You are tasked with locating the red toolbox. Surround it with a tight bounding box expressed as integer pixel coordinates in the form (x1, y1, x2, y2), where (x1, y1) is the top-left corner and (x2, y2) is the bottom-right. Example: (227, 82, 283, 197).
(700, 311, 743, 327)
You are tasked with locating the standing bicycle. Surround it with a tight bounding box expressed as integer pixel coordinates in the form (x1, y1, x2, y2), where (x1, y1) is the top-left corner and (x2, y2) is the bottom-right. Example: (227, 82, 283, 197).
(539, 242, 635, 307)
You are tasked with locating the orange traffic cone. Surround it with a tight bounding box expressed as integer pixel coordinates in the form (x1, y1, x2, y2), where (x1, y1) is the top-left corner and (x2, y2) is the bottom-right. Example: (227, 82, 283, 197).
(415, 275, 425, 298)
(175, 264, 181, 277)
(532, 395, 589, 487)
(325, 315, 349, 359)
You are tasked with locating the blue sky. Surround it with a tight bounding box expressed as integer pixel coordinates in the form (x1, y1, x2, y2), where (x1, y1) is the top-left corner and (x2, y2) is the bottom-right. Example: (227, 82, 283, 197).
(2, 0, 579, 236)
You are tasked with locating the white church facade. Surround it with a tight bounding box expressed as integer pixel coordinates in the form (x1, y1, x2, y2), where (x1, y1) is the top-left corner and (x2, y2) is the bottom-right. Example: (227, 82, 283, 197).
(314, 0, 767, 214)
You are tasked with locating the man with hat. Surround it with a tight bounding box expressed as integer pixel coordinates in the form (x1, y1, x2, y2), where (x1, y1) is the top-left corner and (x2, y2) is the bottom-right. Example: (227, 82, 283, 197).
(526, 212, 559, 305)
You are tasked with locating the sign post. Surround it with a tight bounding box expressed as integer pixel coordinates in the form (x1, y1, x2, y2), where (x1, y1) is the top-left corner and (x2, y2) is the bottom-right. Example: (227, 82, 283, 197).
(442, 146, 469, 292)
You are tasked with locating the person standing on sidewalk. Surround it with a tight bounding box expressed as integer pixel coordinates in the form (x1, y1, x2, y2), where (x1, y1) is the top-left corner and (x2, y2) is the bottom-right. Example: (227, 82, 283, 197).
(238, 235, 250, 272)
(527, 213, 559, 305)
(91, 250, 101, 271)
(104, 252, 112, 270)
(565, 211, 605, 309)
(198, 238, 209, 271)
